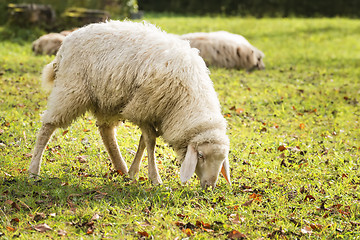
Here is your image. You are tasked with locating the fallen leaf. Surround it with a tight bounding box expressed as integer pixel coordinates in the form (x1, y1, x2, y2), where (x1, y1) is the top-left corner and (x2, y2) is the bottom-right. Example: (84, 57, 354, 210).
(6, 226, 15, 232)
(33, 223, 52, 232)
(277, 145, 286, 151)
(227, 205, 239, 211)
(229, 213, 243, 224)
(5, 200, 21, 211)
(228, 229, 247, 239)
(138, 231, 149, 238)
(177, 213, 188, 219)
(301, 226, 312, 235)
(10, 218, 20, 225)
(249, 193, 262, 201)
(236, 108, 244, 114)
(182, 228, 193, 236)
(241, 199, 253, 207)
(310, 223, 323, 231)
(90, 213, 100, 221)
(86, 227, 93, 234)
(304, 195, 316, 202)
(57, 229, 67, 236)
(34, 212, 46, 222)
(174, 221, 185, 227)
(75, 155, 87, 163)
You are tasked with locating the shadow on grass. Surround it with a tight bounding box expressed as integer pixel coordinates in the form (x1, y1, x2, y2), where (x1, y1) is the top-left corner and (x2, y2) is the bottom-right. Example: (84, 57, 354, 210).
(0, 172, 225, 214)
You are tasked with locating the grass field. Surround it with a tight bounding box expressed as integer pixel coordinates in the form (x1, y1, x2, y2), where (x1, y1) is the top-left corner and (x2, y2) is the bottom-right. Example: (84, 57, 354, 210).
(1, 17, 360, 239)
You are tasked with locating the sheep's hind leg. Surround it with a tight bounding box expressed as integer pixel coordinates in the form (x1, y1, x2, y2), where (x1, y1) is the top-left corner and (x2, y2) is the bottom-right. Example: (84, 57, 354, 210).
(128, 134, 145, 179)
(98, 124, 128, 175)
(28, 123, 57, 178)
(142, 126, 162, 185)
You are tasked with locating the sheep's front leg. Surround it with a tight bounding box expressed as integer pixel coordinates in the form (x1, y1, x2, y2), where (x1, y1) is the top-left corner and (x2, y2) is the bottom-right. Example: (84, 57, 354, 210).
(128, 134, 145, 179)
(98, 124, 128, 175)
(29, 123, 57, 177)
(142, 127, 162, 185)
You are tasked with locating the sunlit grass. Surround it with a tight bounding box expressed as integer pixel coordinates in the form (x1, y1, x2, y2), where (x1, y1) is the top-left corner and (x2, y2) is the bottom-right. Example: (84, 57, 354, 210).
(0, 17, 359, 239)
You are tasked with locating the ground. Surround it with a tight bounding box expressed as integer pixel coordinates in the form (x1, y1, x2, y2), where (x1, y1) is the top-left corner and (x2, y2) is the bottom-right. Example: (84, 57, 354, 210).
(0, 17, 359, 239)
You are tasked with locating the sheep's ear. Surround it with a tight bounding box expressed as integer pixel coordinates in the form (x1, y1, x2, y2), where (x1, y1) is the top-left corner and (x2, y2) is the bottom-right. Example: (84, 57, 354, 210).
(221, 156, 231, 186)
(180, 145, 198, 184)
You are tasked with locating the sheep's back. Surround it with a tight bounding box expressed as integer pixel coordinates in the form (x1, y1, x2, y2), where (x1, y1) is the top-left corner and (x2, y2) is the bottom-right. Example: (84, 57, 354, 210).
(54, 21, 219, 126)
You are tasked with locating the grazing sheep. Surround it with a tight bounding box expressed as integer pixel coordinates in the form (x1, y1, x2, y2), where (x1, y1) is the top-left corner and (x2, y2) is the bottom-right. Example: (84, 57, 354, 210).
(29, 20, 231, 189)
(180, 31, 265, 71)
(32, 33, 65, 55)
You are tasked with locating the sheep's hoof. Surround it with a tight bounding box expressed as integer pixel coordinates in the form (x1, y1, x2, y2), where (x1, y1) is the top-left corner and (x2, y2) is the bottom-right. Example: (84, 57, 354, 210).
(151, 177, 163, 186)
(28, 172, 39, 180)
(128, 168, 139, 180)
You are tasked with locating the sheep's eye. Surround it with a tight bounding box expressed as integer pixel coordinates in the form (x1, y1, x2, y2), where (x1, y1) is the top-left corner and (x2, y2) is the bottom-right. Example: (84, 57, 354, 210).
(198, 152, 204, 160)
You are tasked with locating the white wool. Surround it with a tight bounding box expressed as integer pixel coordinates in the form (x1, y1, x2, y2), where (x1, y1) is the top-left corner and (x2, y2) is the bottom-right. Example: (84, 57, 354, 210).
(32, 33, 65, 55)
(180, 31, 265, 70)
(41, 20, 229, 162)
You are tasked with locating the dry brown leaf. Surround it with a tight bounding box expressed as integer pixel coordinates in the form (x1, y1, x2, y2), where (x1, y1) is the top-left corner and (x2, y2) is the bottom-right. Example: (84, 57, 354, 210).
(301, 226, 312, 235)
(6, 226, 15, 232)
(229, 213, 245, 224)
(277, 145, 286, 151)
(90, 213, 100, 221)
(34, 212, 46, 222)
(57, 229, 67, 236)
(33, 223, 52, 232)
(249, 193, 262, 202)
(86, 227, 94, 235)
(304, 194, 316, 201)
(138, 231, 149, 238)
(5, 200, 21, 211)
(236, 108, 244, 114)
(183, 228, 193, 237)
(228, 229, 247, 239)
(241, 199, 253, 207)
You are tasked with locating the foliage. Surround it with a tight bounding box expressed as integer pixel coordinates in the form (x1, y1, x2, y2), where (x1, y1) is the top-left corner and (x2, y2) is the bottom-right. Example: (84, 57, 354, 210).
(1, 0, 138, 25)
(0, 25, 46, 42)
(0, 17, 360, 239)
(139, 0, 360, 17)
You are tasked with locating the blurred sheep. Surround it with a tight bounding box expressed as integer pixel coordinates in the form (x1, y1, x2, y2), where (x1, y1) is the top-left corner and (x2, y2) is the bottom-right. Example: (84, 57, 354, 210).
(32, 29, 77, 55)
(181, 31, 265, 71)
(32, 33, 65, 55)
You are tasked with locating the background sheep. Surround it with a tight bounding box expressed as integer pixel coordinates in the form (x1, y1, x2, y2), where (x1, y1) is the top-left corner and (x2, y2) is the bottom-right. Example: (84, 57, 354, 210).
(181, 31, 265, 71)
(31, 33, 65, 55)
(29, 20, 231, 189)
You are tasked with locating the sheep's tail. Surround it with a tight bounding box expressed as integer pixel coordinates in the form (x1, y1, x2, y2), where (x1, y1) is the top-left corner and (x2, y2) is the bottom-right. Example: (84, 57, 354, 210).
(41, 60, 57, 91)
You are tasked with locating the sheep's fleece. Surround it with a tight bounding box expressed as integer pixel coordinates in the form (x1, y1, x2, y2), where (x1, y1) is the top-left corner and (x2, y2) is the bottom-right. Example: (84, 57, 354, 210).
(29, 20, 231, 189)
(180, 31, 265, 71)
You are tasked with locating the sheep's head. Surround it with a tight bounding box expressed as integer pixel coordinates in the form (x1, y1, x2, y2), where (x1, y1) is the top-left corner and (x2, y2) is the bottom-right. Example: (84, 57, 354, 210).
(236, 46, 265, 71)
(180, 143, 230, 189)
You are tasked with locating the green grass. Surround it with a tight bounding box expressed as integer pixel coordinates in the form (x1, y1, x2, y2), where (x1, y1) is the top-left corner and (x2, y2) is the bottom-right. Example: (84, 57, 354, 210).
(1, 17, 360, 239)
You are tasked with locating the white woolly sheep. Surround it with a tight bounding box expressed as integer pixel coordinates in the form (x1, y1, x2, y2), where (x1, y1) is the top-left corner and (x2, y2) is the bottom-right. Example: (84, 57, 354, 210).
(29, 20, 231, 189)
(32, 33, 65, 55)
(180, 31, 265, 71)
